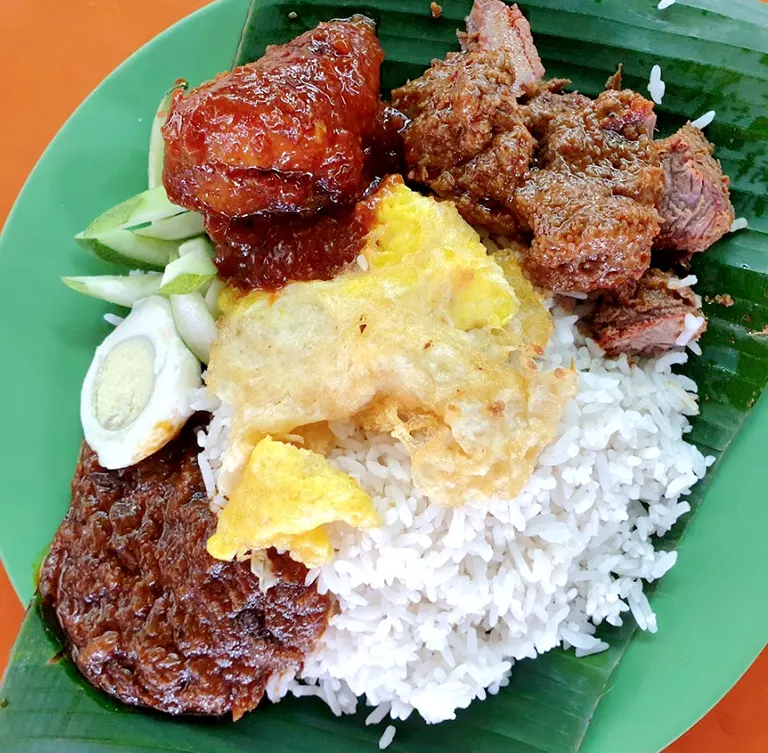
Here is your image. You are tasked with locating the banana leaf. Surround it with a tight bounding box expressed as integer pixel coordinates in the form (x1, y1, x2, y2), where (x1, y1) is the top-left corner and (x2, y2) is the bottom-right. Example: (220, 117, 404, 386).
(2, 0, 767, 752)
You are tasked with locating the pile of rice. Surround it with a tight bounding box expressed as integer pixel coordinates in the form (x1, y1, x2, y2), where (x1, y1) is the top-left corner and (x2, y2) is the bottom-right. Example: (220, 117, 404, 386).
(193, 300, 712, 730)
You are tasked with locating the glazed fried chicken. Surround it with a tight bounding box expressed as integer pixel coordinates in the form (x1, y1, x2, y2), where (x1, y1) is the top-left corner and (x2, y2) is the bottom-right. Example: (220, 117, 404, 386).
(162, 17, 384, 217)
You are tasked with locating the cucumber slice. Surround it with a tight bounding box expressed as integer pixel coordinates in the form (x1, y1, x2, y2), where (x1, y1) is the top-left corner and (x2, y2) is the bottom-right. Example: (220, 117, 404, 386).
(133, 211, 205, 240)
(148, 82, 187, 190)
(170, 293, 217, 363)
(148, 91, 173, 190)
(63, 273, 163, 307)
(75, 228, 179, 270)
(159, 246, 217, 295)
(84, 185, 184, 237)
(178, 236, 214, 258)
(204, 279, 225, 318)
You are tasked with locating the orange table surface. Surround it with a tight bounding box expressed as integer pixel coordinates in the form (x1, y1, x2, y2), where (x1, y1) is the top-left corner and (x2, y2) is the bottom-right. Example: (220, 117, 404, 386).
(0, 2, 766, 751)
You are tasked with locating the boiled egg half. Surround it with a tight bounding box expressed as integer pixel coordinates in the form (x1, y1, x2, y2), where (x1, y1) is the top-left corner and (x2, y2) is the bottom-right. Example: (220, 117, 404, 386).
(81, 295, 202, 469)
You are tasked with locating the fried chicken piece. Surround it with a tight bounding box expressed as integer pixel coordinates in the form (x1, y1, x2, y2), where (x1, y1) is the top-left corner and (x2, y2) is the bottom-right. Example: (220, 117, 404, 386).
(655, 124, 735, 255)
(514, 171, 660, 295)
(592, 268, 706, 355)
(162, 17, 384, 217)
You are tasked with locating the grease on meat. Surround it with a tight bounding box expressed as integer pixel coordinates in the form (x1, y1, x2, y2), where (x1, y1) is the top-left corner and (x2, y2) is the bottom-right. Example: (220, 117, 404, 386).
(514, 170, 659, 295)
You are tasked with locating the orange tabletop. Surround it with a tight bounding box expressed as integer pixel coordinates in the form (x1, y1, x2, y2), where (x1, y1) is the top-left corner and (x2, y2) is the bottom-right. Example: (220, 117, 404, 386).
(0, 2, 766, 751)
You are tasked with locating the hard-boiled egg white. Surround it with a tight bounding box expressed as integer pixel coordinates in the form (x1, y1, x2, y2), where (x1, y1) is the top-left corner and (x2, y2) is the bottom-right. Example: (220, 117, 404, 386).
(81, 295, 202, 469)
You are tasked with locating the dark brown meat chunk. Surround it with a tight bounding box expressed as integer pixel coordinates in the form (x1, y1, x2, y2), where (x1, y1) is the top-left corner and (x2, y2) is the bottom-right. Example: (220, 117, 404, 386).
(459, 0, 545, 92)
(162, 18, 384, 217)
(514, 171, 660, 294)
(522, 90, 592, 140)
(517, 87, 662, 294)
(39, 422, 331, 719)
(391, 0, 547, 233)
(604, 65, 623, 91)
(592, 268, 706, 355)
(595, 88, 656, 139)
(655, 124, 735, 254)
(536, 89, 662, 206)
(392, 49, 534, 234)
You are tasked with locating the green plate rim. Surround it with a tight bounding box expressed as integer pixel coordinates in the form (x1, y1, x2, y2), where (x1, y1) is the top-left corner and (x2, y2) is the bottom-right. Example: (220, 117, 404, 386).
(0, 2, 766, 752)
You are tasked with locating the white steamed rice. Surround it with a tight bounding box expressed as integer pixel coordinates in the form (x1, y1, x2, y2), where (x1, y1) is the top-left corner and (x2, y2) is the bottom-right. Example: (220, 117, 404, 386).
(647, 64, 665, 105)
(691, 110, 716, 129)
(731, 217, 749, 233)
(192, 300, 713, 727)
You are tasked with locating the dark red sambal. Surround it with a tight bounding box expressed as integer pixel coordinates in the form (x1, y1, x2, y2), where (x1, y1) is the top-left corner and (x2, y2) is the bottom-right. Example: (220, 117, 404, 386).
(208, 176, 402, 291)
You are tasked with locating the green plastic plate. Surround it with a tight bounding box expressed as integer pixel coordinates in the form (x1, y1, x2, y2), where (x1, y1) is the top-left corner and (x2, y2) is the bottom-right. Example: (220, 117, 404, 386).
(0, 1, 766, 751)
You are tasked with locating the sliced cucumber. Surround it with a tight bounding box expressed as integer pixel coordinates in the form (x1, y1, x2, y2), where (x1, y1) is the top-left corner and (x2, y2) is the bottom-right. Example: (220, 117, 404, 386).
(148, 91, 173, 190)
(84, 185, 184, 237)
(178, 236, 214, 258)
(75, 228, 179, 270)
(63, 273, 163, 307)
(159, 246, 217, 295)
(170, 293, 217, 363)
(148, 82, 187, 190)
(133, 211, 205, 240)
(204, 279, 225, 318)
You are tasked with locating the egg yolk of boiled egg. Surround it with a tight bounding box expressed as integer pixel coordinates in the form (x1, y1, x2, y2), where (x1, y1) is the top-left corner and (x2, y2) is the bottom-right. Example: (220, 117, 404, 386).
(206, 436, 380, 568)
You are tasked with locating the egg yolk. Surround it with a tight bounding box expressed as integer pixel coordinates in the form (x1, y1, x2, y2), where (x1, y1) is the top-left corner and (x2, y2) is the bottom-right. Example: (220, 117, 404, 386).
(93, 336, 155, 431)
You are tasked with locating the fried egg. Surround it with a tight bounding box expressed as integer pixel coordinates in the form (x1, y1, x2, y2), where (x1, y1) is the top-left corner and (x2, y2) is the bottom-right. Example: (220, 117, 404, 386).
(208, 181, 574, 510)
(206, 436, 380, 568)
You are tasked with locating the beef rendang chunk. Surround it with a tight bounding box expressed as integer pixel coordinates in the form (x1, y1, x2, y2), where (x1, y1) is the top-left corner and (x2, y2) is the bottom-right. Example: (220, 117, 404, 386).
(514, 170, 659, 295)
(391, 0, 542, 234)
(655, 123, 735, 256)
(39, 421, 331, 719)
(592, 269, 706, 356)
(395, 0, 735, 355)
